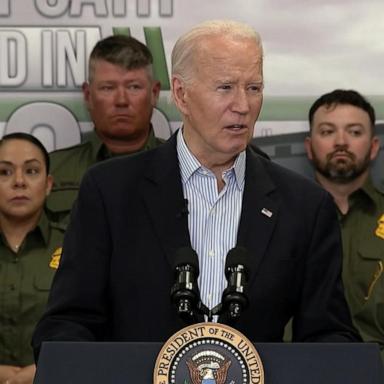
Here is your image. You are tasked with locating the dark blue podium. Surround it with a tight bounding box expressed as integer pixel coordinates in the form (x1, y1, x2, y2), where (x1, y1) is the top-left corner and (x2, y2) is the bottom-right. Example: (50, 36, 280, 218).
(34, 341, 383, 383)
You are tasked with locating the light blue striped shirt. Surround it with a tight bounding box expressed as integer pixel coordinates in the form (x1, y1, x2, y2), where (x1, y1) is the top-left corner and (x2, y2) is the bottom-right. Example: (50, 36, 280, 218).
(176, 129, 245, 312)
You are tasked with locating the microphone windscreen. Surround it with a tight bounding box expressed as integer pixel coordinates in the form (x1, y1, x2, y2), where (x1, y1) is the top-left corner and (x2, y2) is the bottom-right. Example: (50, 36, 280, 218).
(225, 247, 250, 273)
(173, 247, 200, 276)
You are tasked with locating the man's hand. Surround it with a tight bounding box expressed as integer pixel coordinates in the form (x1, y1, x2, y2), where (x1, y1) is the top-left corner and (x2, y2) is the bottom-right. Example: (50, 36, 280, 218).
(0, 364, 36, 384)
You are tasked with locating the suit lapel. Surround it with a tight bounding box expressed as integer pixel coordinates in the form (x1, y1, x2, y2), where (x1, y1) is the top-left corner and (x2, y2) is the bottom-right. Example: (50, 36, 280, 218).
(141, 140, 279, 307)
(141, 134, 206, 323)
(237, 149, 280, 280)
(141, 135, 192, 267)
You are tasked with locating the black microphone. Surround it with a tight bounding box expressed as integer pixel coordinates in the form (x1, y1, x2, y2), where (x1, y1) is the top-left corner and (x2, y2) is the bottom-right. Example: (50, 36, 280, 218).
(221, 247, 250, 321)
(170, 247, 200, 323)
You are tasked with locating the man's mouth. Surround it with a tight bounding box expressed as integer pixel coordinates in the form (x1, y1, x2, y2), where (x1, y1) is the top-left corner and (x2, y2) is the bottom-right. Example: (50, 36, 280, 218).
(330, 151, 353, 160)
(225, 124, 247, 130)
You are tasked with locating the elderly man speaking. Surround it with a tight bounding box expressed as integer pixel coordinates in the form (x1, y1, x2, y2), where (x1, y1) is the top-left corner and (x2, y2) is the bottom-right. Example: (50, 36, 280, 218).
(32, 20, 360, 360)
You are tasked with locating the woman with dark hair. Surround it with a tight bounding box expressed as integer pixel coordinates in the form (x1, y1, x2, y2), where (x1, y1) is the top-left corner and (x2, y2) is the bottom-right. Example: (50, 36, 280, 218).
(0, 133, 65, 384)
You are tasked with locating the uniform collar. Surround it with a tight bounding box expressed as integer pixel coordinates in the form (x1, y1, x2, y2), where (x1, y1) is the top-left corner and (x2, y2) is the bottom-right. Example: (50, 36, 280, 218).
(348, 176, 380, 210)
(89, 125, 159, 162)
(0, 209, 50, 249)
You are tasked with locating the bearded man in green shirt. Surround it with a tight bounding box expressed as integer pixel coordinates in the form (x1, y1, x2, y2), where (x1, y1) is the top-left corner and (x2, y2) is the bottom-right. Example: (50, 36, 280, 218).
(47, 35, 163, 224)
(305, 89, 383, 363)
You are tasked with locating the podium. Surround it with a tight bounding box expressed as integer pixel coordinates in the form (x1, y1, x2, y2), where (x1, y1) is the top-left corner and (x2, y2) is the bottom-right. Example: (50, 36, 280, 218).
(34, 341, 383, 384)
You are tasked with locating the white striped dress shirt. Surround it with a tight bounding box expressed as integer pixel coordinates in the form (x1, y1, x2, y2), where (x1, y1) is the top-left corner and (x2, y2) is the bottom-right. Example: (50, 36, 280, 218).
(176, 129, 245, 313)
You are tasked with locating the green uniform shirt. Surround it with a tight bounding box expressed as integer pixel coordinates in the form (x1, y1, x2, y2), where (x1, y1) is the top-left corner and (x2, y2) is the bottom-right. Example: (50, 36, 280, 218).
(46, 128, 164, 224)
(0, 211, 65, 365)
(340, 177, 384, 362)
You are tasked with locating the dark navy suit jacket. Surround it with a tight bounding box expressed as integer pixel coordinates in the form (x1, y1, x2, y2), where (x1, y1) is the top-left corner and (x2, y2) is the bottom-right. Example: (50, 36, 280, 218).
(33, 133, 360, 359)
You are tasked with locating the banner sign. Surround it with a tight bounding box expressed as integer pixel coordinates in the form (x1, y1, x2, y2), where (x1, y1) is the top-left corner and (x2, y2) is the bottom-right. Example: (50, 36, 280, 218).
(1, 0, 383, 151)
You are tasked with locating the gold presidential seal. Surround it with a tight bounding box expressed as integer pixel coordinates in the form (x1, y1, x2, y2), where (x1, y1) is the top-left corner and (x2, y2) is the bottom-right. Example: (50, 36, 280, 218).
(153, 322, 264, 384)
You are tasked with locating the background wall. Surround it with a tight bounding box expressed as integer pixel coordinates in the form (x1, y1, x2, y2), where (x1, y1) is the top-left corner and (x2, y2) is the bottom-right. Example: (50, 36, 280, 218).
(1, 0, 383, 156)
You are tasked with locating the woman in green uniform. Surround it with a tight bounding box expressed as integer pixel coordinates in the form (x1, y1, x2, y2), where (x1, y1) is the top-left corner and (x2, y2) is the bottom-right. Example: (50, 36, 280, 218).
(0, 133, 65, 384)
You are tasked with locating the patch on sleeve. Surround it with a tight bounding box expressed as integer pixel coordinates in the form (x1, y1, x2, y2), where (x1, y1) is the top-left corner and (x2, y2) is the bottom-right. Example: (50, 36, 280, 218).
(375, 214, 384, 239)
(49, 247, 62, 269)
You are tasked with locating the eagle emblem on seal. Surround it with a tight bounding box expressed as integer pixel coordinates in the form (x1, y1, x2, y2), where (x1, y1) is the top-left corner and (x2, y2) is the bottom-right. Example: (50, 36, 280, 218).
(186, 350, 231, 384)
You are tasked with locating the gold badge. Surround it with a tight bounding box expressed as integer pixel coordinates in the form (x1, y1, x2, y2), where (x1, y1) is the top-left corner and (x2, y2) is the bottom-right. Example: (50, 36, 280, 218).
(49, 247, 62, 269)
(153, 322, 264, 384)
(375, 214, 384, 239)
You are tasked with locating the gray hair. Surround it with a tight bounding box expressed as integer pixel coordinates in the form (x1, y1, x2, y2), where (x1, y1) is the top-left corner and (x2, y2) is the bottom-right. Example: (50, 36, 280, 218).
(171, 20, 263, 85)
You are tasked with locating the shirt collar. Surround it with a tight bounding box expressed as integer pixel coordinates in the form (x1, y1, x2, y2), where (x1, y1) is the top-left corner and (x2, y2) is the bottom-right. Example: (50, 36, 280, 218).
(176, 128, 245, 190)
(90, 125, 159, 162)
(349, 176, 381, 208)
(0, 209, 50, 249)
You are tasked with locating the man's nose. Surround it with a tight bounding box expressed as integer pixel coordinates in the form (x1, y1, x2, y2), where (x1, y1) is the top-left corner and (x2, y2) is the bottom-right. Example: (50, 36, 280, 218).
(232, 89, 250, 114)
(114, 87, 129, 106)
(334, 130, 347, 146)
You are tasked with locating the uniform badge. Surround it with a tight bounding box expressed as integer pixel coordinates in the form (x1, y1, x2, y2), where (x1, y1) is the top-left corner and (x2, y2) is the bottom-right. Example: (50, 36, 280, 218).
(49, 247, 62, 269)
(375, 214, 384, 239)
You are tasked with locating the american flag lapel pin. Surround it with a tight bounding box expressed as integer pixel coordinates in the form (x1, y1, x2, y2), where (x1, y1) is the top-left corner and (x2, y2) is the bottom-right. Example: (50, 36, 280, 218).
(261, 208, 273, 218)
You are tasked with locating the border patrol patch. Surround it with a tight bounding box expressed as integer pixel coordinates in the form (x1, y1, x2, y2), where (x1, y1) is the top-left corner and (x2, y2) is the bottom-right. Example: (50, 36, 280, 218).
(375, 214, 384, 239)
(153, 322, 264, 384)
(49, 247, 62, 269)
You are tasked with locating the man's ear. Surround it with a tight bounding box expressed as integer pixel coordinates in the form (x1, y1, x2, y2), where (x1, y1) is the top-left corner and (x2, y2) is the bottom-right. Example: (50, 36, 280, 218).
(171, 76, 189, 115)
(151, 80, 161, 106)
(304, 136, 313, 161)
(82, 81, 91, 108)
(370, 135, 380, 161)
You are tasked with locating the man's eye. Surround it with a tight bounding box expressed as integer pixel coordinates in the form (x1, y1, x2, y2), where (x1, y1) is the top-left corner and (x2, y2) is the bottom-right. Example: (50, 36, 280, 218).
(320, 130, 333, 136)
(248, 84, 263, 93)
(127, 84, 142, 90)
(349, 129, 362, 137)
(100, 85, 113, 91)
(218, 84, 232, 91)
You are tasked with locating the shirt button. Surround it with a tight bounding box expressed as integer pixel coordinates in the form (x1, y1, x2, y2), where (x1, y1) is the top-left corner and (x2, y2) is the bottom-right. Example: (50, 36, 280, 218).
(12, 257, 19, 263)
(208, 250, 215, 257)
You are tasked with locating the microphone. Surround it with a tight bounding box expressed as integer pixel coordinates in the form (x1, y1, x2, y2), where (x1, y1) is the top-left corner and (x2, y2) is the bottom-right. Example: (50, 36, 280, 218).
(221, 247, 250, 321)
(170, 247, 200, 323)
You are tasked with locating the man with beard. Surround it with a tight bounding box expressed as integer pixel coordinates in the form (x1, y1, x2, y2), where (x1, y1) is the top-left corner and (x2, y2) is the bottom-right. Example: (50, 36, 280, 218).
(305, 89, 383, 362)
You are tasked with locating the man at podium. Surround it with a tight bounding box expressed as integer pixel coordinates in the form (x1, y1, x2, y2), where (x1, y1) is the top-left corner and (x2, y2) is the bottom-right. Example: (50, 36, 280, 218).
(32, 20, 360, 360)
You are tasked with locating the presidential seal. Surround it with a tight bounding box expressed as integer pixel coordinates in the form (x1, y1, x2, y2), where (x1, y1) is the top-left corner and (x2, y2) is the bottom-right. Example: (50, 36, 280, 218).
(153, 322, 264, 384)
